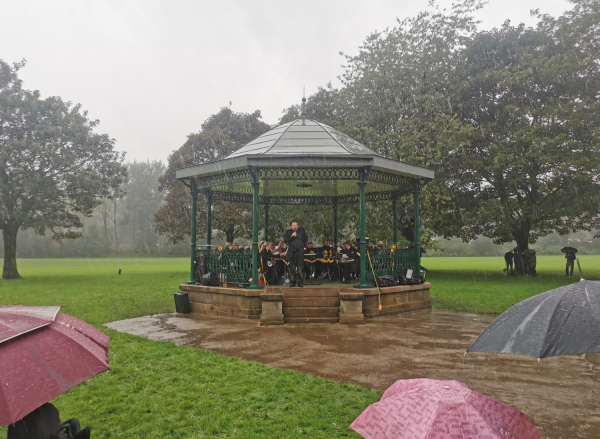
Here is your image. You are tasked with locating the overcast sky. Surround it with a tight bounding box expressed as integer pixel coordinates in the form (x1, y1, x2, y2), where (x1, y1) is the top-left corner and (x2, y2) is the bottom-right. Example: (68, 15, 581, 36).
(2, 0, 572, 163)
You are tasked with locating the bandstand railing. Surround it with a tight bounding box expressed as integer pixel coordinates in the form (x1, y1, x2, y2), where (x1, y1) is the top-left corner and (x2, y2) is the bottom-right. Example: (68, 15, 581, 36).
(196, 246, 252, 284)
(196, 244, 418, 285)
(365, 245, 417, 282)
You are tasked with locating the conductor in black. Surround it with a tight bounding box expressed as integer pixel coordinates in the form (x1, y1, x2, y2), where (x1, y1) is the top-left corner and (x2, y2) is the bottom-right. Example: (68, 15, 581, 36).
(284, 220, 308, 287)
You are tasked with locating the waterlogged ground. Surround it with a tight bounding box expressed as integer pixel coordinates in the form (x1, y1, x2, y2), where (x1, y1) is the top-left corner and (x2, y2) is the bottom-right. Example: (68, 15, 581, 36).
(2, 256, 599, 438)
(107, 310, 600, 439)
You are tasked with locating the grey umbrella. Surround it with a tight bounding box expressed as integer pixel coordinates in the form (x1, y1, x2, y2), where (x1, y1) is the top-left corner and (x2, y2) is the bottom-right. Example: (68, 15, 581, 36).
(467, 281, 600, 359)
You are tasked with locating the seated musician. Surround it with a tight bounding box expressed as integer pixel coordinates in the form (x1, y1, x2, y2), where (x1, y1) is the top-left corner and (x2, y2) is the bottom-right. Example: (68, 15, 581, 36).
(267, 242, 280, 284)
(272, 241, 286, 284)
(320, 239, 334, 279)
(352, 239, 361, 280)
(304, 242, 317, 278)
(339, 241, 358, 284)
(259, 241, 275, 285)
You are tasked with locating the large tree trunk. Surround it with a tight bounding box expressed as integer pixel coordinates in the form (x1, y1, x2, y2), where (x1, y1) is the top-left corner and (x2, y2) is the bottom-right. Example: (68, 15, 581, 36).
(112, 199, 119, 247)
(225, 225, 235, 244)
(2, 225, 22, 279)
(514, 227, 531, 275)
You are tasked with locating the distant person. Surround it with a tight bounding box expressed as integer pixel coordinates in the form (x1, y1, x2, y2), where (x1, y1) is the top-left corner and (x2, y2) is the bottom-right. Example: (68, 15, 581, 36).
(340, 241, 358, 284)
(504, 250, 514, 275)
(565, 251, 576, 276)
(512, 246, 521, 274)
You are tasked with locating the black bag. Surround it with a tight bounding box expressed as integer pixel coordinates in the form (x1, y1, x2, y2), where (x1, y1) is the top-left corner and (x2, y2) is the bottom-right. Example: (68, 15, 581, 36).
(201, 272, 218, 287)
(373, 274, 395, 287)
(394, 275, 422, 285)
(174, 292, 191, 313)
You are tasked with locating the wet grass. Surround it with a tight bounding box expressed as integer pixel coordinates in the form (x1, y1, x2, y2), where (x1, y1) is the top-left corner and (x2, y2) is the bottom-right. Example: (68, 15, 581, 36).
(0, 258, 379, 438)
(0, 256, 585, 437)
(423, 255, 600, 314)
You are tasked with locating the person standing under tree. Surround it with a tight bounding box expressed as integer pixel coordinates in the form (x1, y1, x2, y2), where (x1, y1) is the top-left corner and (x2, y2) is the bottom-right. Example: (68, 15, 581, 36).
(565, 251, 576, 276)
(284, 220, 308, 287)
(504, 250, 514, 275)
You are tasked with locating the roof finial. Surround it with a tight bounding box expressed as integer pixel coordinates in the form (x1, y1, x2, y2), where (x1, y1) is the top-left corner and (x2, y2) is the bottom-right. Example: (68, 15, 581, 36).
(301, 86, 306, 125)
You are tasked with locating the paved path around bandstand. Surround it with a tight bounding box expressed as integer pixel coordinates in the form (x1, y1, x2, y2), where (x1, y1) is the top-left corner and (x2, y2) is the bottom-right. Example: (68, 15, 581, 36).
(105, 310, 600, 439)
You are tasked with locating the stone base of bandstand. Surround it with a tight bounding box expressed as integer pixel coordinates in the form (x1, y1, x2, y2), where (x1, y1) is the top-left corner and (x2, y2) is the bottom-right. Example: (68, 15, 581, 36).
(178, 282, 432, 324)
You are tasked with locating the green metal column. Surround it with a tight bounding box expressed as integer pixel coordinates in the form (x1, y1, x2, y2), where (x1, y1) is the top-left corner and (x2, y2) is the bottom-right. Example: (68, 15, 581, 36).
(247, 170, 261, 290)
(333, 198, 338, 247)
(188, 179, 197, 284)
(414, 181, 421, 274)
(206, 191, 212, 246)
(264, 202, 269, 242)
(355, 169, 370, 289)
(392, 195, 398, 244)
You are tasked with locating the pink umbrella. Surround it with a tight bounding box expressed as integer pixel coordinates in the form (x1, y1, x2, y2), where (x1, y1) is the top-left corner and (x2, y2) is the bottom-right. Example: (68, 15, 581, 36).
(0, 306, 60, 343)
(350, 379, 542, 439)
(0, 306, 110, 426)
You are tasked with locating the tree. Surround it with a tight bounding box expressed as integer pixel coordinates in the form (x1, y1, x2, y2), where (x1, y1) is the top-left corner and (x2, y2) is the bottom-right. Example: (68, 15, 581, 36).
(0, 59, 127, 279)
(280, 1, 480, 246)
(120, 160, 166, 255)
(155, 108, 271, 244)
(444, 1, 600, 251)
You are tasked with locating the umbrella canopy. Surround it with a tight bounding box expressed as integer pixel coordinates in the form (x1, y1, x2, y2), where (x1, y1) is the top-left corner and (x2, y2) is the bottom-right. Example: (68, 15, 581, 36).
(561, 246, 578, 254)
(0, 307, 110, 425)
(467, 281, 600, 359)
(350, 378, 541, 439)
(0, 306, 60, 343)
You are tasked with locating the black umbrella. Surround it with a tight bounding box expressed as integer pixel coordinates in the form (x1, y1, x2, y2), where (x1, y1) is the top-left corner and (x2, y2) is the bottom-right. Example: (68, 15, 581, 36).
(561, 246, 578, 254)
(466, 281, 600, 359)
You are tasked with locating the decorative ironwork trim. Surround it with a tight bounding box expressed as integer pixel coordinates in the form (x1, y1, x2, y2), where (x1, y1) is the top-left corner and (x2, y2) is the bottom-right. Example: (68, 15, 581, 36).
(366, 169, 413, 187)
(196, 169, 253, 189)
(208, 190, 408, 205)
(179, 177, 193, 189)
(211, 192, 254, 204)
(259, 167, 359, 181)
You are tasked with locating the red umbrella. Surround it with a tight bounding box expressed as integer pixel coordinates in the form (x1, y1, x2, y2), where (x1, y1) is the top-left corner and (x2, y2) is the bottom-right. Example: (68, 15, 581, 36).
(0, 306, 110, 426)
(350, 378, 542, 439)
(0, 306, 60, 343)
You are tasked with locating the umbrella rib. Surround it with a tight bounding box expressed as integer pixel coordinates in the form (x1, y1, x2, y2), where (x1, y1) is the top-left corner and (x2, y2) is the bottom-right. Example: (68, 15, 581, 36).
(465, 395, 506, 438)
(0, 322, 53, 345)
(500, 293, 557, 355)
(539, 302, 575, 359)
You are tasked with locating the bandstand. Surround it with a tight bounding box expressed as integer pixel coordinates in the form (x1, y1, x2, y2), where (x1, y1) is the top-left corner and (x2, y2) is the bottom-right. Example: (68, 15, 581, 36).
(176, 116, 434, 324)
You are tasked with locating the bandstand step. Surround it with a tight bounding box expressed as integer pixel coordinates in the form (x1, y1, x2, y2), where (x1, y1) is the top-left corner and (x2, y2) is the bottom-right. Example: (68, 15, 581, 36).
(284, 316, 340, 324)
(281, 288, 340, 298)
(283, 297, 339, 307)
(283, 306, 339, 318)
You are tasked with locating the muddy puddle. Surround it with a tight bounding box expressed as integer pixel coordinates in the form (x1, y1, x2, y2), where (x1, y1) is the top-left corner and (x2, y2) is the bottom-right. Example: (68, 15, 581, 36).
(105, 310, 600, 438)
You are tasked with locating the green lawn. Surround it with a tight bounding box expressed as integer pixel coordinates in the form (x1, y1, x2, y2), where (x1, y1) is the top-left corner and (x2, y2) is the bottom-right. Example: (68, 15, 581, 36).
(423, 255, 599, 314)
(0, 258, 378, 438)
(2, 256, 592, 437)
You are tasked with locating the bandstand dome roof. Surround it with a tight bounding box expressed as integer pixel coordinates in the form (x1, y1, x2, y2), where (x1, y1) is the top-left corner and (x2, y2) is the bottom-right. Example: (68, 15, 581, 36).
(176, 119, 434, 205)
(226, 119, 380, 158)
